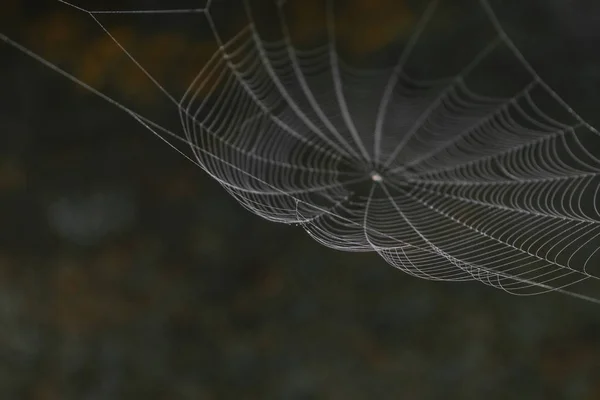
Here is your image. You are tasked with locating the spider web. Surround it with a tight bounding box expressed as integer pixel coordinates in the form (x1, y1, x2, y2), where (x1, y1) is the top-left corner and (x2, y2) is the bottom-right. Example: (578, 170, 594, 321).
(2, 0, 600, 303)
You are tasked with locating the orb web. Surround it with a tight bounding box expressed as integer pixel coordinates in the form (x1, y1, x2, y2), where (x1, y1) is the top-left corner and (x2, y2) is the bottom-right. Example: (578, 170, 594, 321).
(2, 0, 600, 303)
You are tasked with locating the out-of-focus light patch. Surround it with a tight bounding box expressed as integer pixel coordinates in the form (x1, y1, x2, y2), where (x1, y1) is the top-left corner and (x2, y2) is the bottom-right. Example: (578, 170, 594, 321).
(20, 0, 415, 107)
(47, 188, 136, 246)
(0, 0, 20, 25)
(0, 159, 26, 192)
(336, 0, 414, 56)
(27, 12, 86, 63)
(24, 9, 218, 105)
(282, 0, 414, 56)
(74, 26, 136, 91)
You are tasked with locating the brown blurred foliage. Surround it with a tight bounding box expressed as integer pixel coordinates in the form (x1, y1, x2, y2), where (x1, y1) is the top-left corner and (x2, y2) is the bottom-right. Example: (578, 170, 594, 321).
(13, 0, 415, 106)
(283, 0, 414, 53)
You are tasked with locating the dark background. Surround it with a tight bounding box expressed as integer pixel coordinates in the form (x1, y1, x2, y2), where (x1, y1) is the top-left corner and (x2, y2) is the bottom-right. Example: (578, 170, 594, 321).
(1, 0, 600, 398)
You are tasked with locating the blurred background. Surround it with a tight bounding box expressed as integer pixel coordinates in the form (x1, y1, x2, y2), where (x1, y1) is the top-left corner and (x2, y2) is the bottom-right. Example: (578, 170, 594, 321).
(1, 0, 600, 398)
